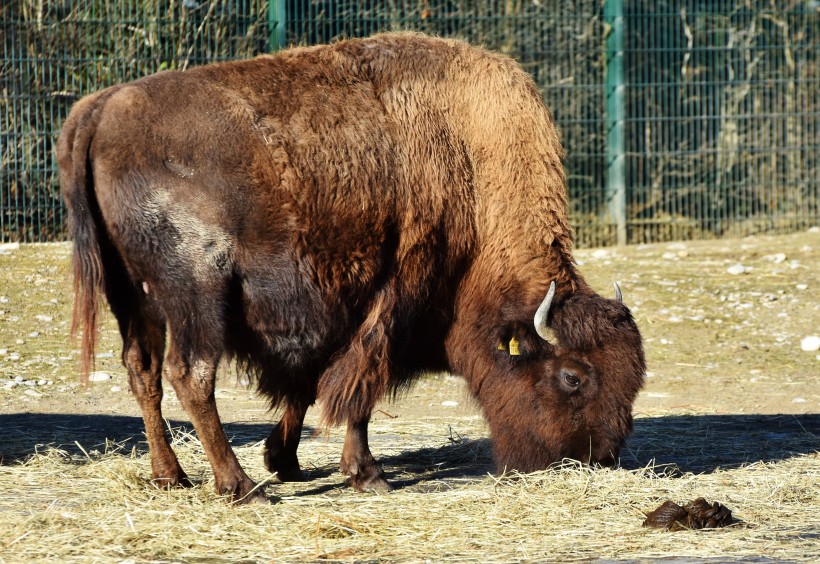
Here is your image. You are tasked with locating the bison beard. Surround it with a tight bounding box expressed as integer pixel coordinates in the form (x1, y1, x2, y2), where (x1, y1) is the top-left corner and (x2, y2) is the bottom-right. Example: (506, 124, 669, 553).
(57, 32, 645, 503)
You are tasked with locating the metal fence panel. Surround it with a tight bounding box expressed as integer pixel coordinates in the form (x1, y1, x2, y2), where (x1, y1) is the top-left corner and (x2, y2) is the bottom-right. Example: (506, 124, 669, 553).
(625, 1, 820, 244)
(2, 1, 818, 244)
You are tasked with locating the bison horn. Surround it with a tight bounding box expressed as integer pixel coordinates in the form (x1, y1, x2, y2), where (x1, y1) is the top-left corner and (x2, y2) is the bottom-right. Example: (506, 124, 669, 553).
(533, 281, 556, 341)
(614, 282, 623, 303)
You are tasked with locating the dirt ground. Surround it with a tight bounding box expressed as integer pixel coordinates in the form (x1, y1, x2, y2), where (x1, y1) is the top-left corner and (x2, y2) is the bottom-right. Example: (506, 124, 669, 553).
(2, 230, 817, 424)
(0, 231, 818, 561)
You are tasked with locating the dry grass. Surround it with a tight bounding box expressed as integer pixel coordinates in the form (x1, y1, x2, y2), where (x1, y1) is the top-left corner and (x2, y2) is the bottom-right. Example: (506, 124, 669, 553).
(0, 429, 817, 562)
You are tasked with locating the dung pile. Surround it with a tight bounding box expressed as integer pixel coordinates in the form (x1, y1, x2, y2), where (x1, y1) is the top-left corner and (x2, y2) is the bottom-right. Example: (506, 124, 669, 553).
(644, 497, 735, 531)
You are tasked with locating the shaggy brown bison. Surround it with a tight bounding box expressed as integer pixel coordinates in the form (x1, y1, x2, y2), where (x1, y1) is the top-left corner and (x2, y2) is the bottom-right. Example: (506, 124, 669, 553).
(57, 32, 644, 503)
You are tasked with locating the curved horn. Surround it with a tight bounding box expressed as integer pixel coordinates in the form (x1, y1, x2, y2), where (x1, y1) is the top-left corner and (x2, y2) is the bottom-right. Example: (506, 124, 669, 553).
(533, 281, 556, 341)
(613, 282, 623, 303)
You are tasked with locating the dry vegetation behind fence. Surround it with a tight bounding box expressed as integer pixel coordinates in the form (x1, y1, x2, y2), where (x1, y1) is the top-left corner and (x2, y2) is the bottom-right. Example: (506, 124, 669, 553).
(3, 1, 819, 243)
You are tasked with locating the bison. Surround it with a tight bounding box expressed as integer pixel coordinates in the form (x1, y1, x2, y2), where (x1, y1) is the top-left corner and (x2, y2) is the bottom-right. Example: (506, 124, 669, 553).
(57, 32, 645, 503)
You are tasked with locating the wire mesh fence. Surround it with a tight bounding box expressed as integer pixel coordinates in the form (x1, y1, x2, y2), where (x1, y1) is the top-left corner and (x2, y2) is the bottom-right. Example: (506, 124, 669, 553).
(2, 0, 818, 244)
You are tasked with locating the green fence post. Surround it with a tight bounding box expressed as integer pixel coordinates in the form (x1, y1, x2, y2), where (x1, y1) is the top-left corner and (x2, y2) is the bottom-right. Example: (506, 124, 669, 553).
(269, 0, 286, 51)
(604, 0, 627, 245)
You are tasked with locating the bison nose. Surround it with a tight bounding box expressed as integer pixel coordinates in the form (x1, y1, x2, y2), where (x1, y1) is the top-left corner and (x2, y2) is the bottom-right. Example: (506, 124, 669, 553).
(575, 452, 617, 468)
(593, 453, 617, 468)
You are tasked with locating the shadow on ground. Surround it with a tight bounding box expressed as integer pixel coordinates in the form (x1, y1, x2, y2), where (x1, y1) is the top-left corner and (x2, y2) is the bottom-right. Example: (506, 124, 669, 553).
(1, 413, 816, 481)
(623, 414, 819, 473)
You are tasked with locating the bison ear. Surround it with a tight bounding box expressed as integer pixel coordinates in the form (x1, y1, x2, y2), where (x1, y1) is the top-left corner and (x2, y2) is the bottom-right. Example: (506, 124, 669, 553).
(495, 321, 549, 359)
(495, 322, 537, 358)
(496, 337, 520, 355)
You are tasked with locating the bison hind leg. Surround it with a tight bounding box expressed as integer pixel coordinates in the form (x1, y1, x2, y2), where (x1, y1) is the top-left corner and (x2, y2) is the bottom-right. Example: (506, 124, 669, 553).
(110, 276, 192, 490)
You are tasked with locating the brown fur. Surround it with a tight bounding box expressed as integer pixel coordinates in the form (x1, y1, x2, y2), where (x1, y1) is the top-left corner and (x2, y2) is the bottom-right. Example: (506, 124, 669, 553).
(58, 32, 644, 501)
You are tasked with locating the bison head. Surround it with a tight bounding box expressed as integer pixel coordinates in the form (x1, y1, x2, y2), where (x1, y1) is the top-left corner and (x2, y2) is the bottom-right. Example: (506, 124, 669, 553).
(472, 282, 645, 472)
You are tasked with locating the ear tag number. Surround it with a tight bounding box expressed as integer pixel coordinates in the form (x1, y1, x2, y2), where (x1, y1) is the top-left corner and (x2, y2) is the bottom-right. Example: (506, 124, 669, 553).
(508, 336, 520, 356)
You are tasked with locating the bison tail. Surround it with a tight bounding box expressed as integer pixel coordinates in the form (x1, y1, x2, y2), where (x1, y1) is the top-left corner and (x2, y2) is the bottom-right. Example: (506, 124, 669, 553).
(57, 94, 111, 382)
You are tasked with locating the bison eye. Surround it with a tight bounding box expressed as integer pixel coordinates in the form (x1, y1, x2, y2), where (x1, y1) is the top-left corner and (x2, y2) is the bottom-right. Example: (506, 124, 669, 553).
(559, 369, 581, 393)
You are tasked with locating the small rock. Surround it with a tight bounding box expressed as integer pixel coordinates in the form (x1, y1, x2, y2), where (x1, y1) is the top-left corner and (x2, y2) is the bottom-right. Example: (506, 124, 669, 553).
(0, 297, 8, 303)
(441, 400, 459, 407)
(796, 284, 808, 291)
(801, 336, 820, 352)
(792, 397, 807, 403)
(88, 371, 112, 382)
(0, 243, 20, 252)
(110, 385, 123, 393)
(15, 339, 24, 345)
(24, 389, 43, 398)
(14, 375, 24, 383)
(8, 354, 21, 361)
(37, 379, 47, 386)
(95, 352, 115, 359)
(0, 349, 6, 355)
(29, 332, 40, 338)
(661, 252, 677, 260)
(763, 253, 787, 263)
(726, 264, 750, 275)
(35, 314, 53, 322)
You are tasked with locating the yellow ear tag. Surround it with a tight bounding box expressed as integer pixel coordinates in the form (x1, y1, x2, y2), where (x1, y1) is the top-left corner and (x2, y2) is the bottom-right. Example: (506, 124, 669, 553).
(497, 342, 507, 351)
(508, 336, 520, 356)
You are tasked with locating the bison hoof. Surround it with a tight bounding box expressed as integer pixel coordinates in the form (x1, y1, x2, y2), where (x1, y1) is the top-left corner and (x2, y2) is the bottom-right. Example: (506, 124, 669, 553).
(347, 474, 392, 493)
(233, 489, 271, 505)
(274, 466, 307, 483)
(150, 471, 193, 489)
(343, 466, 392, 493)
(218, 479, 270, 505)
(263, 448, 306, 482)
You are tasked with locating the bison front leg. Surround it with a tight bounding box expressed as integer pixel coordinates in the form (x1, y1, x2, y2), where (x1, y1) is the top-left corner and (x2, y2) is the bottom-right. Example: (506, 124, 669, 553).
(317, 287, 397, 493)
(165, 348, 266, 504)
(340, 416, 391, 493)
(264, 401, 309, 482)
